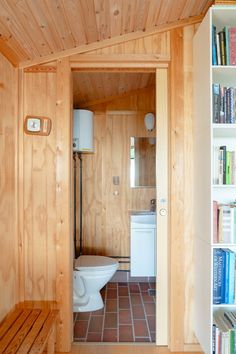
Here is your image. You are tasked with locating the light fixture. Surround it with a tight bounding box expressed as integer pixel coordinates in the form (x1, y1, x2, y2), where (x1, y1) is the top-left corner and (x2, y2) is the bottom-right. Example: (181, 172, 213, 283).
(144, 113, 155, 132)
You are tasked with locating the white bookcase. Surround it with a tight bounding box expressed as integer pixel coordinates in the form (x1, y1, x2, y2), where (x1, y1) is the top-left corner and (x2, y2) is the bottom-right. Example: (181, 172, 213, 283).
(193, 6, 236, 354)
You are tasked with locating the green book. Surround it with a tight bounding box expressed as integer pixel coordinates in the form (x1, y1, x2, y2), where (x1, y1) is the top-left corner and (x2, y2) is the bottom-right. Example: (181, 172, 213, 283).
(226, 150, 231, 184)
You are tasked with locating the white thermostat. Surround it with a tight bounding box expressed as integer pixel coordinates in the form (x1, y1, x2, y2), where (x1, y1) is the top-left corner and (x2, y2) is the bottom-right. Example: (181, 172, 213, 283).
(24, 116, 52, 136)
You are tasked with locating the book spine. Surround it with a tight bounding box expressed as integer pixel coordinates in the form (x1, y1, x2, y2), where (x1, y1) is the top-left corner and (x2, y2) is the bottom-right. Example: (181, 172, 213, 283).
(219, 30, 226, 65)
(213, 25, 217, 65)
(213, 249, 223, 304)
(217, 33, 222, 65)
(224, 250, 229, 303)
(220, 146, 227, 184)
(229, 27, 236, 65)
(226, 151, 231, 184)
(224, 26, 230, 65)
(229, 87, 235, 123)
(213, 84, 220, 123)
(213, 201, 219, 243)
(228, 250, 235, 304)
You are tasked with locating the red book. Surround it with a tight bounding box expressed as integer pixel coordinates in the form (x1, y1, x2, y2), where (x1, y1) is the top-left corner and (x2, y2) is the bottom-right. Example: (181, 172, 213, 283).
(229, 27, 236, 65)
(213, 201, 218, 243)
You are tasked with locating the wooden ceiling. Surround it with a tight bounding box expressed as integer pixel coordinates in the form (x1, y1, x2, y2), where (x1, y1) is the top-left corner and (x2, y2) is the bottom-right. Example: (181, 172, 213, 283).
(0, 0, 213, 67)
(73, 72, 155, 108)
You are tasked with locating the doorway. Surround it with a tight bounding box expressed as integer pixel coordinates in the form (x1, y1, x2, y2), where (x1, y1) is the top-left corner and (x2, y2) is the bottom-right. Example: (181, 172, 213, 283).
(71, 68, 168, 345)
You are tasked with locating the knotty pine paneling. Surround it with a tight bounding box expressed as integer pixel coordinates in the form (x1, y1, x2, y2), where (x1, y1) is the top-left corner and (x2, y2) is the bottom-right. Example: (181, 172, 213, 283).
(20, 59, 72, 352)
(0, 53, 18, 320)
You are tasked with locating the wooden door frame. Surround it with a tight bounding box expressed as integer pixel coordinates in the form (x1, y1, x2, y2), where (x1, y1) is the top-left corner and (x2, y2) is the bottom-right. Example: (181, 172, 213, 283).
(70, 59, 169, 347)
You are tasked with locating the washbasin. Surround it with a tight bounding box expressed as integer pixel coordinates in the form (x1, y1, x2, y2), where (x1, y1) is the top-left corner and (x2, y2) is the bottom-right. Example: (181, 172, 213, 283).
(131, 213, 156, 229)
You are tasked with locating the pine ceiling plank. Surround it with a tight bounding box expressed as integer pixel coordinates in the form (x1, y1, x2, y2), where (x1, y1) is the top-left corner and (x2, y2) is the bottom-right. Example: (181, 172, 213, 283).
(120, 0, 133, 34)
(145, 0, 162, 29)
(19, 14, 204, 69)
(9, 0, 52, 56)
(134, 0, 151, 31)
(167, 0, 189, 23)
(43, 0, 76, 50)
(94, 0, 111, 41)
(0, 20, 28, 62)
(0, 0, 40, 58)
(26, 0, 64, 53)
(78, 0, 99, 43)
(155, 0, 173, 26)
(61, 0, 87, 46)
(109, 0, 122, 37)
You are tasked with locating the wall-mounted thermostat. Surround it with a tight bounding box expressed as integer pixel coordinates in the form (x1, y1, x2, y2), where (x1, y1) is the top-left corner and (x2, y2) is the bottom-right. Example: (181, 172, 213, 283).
(24, 116, 52, 136)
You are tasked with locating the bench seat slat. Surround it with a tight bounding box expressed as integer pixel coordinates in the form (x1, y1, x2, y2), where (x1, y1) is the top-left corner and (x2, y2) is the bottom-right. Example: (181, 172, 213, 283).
(0, 309, 23, 340)
(29, 310, 59, 353)
(0, 309, 32, 352)
(17, 309, 50, 353)
(4, 309, 41, 354)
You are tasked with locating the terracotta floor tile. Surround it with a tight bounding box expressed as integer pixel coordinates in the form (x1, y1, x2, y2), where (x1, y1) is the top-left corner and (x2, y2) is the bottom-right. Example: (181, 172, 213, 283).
(88, 316, 103, 332)
(118, 287, 129, 296)
(149, 282, 156, 289)
(144, 303, 155, 316)
(139, 283, 150, 292)
(87, 332, 102, 342)
(119, 309, 132, 325)
(119, 297, 130, 309)
(135, 337, 150, 342)
(107, 288, 117, 299)
(130, 294, 142, 306)
(134, 320, 149, 337)
(107, 282, 118, 289)
(119, 325, 134, 342)
(103, 328, 118, 342)
(147, 315, 155, 332)
(104, 312, 117, 329)
(141, 291, 155, 303)
(76, 312, 91, 320)
(93, 308, 104, 315)
(118, 282, 128, 287)
(132, 305, 145, 319)
(129, 283, 140, 293)
(106, 299, 117, 312)
(74, 320, 88, 339)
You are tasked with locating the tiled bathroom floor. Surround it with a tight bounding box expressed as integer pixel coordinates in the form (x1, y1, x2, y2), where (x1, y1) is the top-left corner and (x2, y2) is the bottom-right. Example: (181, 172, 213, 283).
(74, 281, 156, 343)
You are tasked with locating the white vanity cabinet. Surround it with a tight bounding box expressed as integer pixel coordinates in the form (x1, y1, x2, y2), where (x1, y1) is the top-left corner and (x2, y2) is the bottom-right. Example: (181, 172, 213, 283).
(130, 213, 156, 277)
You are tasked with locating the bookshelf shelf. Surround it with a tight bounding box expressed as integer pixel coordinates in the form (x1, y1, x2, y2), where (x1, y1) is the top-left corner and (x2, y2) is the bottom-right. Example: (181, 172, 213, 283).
(194, 5, 236, 354)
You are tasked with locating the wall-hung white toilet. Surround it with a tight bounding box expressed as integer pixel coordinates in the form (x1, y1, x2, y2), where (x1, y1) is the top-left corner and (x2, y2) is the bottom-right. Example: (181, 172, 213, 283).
(73, 255, 119, 312)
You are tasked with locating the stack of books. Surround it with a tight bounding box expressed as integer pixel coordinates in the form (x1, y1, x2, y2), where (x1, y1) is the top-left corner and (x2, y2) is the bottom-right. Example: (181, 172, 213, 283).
(212, 25, 236, 65)
(212, 84, 236, 123)
(213, 146, 236, 185)
(213, 249, 236, 304)
(213, 202, 236, 244)
(213, 311, 236, 354)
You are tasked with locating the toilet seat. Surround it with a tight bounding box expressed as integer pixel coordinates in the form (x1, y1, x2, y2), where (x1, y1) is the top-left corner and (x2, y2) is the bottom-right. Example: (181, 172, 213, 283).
(74, 255, 118, 271)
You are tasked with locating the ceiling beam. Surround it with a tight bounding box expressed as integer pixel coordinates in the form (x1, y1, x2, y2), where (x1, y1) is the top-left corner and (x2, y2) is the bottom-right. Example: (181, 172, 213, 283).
(19, 14, 204, 69)
(75, 85, 155, 109)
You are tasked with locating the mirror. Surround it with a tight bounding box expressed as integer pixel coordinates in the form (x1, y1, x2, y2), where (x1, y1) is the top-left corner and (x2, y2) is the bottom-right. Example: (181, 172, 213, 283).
(130, 137, 156, 188)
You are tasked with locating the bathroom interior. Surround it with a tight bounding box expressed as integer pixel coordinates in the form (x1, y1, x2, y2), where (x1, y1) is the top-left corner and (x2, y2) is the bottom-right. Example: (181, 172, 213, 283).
(72, 71, 157, 343)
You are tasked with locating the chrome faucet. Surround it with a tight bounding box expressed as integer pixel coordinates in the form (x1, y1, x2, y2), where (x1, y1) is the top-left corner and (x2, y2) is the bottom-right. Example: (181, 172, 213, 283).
(150, 199, 156, 212)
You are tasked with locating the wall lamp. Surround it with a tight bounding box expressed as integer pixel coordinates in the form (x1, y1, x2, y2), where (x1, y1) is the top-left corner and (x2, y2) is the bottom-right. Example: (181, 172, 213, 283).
(144, 113, 155, 132)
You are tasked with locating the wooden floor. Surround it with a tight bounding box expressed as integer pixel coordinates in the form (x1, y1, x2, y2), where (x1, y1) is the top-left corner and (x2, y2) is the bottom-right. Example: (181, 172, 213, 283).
(57, 344, 203, 354)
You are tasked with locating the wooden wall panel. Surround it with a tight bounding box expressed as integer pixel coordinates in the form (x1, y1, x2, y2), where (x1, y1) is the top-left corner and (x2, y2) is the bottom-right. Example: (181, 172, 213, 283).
(20, 59, 72, 352)
(0, 53, 18, 320)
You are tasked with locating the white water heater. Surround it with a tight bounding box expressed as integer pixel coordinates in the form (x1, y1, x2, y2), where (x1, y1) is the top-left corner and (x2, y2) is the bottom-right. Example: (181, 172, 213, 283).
(73, 109, 94, 152)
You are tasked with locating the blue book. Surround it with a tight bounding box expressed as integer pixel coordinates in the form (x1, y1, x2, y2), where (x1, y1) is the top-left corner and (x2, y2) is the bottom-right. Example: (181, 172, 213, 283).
(212, 25, 217, 65)
(213, 249, 224, 304)
(224, 249, 230, 303)
(227, 249, 235, 304)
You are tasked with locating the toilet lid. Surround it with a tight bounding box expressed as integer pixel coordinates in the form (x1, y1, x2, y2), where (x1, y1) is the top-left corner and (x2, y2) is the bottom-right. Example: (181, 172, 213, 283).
(74, 255, 118, 271)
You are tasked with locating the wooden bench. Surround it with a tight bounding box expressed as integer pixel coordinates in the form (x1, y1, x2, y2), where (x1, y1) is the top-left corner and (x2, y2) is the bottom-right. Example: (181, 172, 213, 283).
(0, 302, 59, 353)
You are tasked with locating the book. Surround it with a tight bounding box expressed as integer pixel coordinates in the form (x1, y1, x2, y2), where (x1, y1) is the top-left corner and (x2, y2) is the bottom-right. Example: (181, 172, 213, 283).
(213, 201, 218, 243)
(229, 27, 236, 65)
(212, 25, 217, 65)
(213, 249, 224, 304)
(219, 30, 226, 65)
(213, 84, 220, 123)
(220, 146, 227, 184)
(224, 26, 230, 65)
